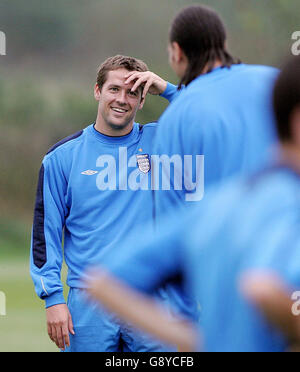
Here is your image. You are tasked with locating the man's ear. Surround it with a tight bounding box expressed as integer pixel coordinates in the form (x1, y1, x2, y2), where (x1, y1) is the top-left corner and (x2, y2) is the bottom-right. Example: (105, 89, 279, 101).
(290, 106, 300, 147)
(94, 83, 101, 101)
(171, 41, 184, 64)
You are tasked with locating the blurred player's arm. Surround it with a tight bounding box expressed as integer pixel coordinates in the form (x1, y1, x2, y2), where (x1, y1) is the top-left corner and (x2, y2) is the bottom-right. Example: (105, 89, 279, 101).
(125, 71, 179, 101)
(86, 269, 198, 352)
(84, 211, 200, 351)
(241, 273, 300, 352)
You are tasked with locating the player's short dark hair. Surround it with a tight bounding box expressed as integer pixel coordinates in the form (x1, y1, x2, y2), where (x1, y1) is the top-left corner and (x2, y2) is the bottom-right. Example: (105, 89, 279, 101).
(273, 56, 300, 142)
(169, 5, 240, 87)
(97, 55, 148, 90)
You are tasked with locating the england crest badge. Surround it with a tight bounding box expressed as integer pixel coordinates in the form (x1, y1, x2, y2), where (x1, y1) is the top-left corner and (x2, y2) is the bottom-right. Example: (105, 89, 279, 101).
(136, 154, 151, 174)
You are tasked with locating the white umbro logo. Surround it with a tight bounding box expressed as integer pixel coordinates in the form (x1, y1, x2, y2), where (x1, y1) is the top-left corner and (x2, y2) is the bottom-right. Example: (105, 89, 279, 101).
(81, 170, 99, 176)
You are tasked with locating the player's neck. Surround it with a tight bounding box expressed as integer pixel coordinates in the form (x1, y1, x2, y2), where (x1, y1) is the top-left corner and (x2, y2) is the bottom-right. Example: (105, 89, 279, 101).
(280, 143, 300, 176)
(94, 116, 134, 137)
(202, 59, 223, 74)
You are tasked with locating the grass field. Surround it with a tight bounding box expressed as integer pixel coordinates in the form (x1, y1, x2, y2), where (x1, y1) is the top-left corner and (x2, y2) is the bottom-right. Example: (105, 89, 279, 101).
(0, 219, 67, 352)
(0, 257, 60, 352)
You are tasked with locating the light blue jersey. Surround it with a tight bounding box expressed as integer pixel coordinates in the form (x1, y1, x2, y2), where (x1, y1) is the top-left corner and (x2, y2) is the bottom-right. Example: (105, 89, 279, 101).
(30, 123, 159, 308)
(30, 120, 179, 352)
(155, 64, 279, 216)
(101, 165, 300, 351)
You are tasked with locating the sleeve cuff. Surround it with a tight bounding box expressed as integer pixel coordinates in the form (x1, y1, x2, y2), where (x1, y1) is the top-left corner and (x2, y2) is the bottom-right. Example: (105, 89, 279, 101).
(44, 291, 66, 309)
(160, 82, 178, 100)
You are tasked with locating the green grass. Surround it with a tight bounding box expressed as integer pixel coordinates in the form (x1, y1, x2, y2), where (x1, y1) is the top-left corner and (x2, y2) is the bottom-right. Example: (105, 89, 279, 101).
(0, 219, 69, 352)
(0, 257, 60, 352)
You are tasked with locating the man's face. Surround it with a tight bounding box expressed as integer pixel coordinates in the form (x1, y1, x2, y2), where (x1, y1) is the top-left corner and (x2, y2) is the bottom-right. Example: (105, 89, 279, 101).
(95, 68, 144, 132)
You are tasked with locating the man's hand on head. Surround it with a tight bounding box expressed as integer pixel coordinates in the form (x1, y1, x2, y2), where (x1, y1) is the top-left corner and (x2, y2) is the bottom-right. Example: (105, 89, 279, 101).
(125, 71, 167, 100)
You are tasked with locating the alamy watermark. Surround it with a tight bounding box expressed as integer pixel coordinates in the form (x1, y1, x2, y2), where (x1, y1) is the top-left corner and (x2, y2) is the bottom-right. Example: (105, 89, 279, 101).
(84, 147, 205, 202)
(292, 291, 300, 316)
(0, 31, 6, 56)
(291, 31, 300, 56)
(0, 291, 6, 316)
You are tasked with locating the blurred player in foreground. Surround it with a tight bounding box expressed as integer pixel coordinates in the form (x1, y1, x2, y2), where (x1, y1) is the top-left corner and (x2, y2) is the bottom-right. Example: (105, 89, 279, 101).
(30, 55, 178, 352)
(124, 4, 279, 322)
(85, 56, 300, 352)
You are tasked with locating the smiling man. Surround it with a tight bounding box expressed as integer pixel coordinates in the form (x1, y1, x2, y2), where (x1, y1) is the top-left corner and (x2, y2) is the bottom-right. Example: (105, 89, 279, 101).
(30, 55, 178, 352)
(95, 63, 145, 136)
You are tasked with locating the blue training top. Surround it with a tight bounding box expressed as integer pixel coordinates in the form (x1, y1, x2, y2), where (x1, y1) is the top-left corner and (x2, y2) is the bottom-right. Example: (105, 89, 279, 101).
(100, 165, 300, 351)
(154, 64, 279, 217)
(30, 117, 177, 308)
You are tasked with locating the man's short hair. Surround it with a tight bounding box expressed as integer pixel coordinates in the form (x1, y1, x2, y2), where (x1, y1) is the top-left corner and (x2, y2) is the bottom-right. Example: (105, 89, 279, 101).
(273, 56, 300, 142)
(97, 55, 148, 90)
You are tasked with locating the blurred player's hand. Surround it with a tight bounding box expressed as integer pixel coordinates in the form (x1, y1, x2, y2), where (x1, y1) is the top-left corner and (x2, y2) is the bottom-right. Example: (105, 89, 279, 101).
(46, 304, 75, 351)
(125, 71, 167, 99)
(240, 273, 300, 352)
(85, 268, 198, 352)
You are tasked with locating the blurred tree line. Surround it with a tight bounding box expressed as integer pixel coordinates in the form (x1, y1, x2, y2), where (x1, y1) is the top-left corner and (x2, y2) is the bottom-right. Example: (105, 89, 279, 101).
(0, 0, 299, 242)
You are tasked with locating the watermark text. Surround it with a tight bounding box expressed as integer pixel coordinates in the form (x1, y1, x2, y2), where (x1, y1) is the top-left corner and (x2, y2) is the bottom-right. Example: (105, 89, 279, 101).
(93, 147, 204, 202)
(291, 31, 300, 56)
(0, 291, 6, 316)
(292, 291, 300, 316)
(0, 31, 6, 56)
